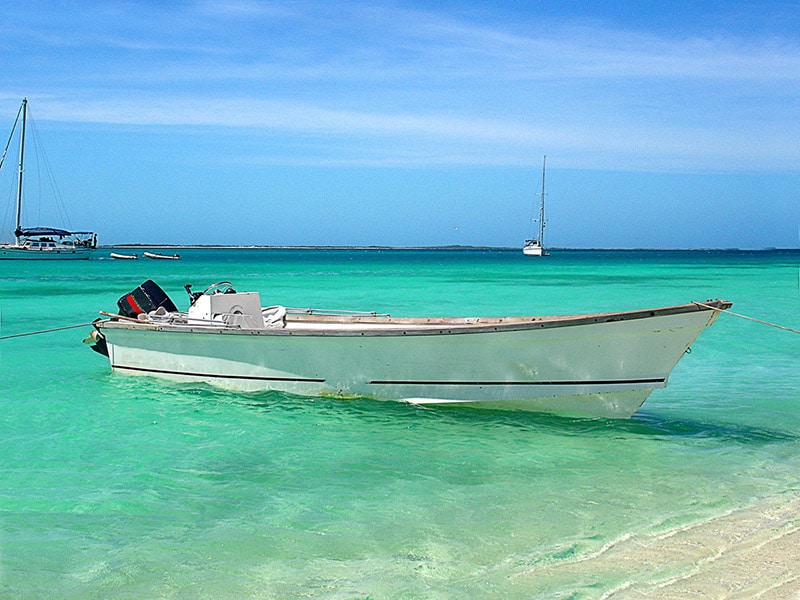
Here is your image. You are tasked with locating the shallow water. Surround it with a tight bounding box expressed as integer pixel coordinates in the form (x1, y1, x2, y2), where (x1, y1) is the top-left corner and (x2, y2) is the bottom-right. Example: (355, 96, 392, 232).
(2, 248, 799, 598)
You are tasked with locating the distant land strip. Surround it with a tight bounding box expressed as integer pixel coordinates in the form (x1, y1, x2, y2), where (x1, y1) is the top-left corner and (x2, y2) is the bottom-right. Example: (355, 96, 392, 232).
(104, 244, 511, 251)
(102, 245, 798, 252)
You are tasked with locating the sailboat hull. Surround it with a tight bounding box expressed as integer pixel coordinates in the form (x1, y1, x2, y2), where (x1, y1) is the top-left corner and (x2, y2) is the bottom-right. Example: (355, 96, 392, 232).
(0, 245, 92, 260)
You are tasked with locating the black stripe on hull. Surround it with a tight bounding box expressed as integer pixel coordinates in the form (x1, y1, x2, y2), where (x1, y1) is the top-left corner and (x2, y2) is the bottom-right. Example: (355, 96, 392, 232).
(114, 364, 326, 383)
(113, 364, 664, 388)
(369, 378, 665, 386)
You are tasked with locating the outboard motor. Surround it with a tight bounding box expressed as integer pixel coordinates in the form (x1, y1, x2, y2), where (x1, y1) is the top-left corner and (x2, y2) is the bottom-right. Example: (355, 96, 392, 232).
(117, 279, 178, 318)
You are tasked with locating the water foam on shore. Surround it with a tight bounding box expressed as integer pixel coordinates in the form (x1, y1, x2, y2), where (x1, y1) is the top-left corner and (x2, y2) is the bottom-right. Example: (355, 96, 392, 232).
(514, 492, 800, 597)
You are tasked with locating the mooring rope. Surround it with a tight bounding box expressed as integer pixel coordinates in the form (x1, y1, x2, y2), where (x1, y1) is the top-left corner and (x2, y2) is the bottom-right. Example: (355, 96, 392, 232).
(693, 301, 800, 335)
(0, 321, 96, 341)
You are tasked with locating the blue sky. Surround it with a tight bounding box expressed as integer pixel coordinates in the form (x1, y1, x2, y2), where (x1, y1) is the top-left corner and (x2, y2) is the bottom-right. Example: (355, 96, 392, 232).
(0, 0, 798, 248)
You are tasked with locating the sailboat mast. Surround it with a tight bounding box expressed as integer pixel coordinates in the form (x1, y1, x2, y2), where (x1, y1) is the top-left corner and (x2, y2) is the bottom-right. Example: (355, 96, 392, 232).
(15, 98, 27, 245)
(538, 155, 546, 245)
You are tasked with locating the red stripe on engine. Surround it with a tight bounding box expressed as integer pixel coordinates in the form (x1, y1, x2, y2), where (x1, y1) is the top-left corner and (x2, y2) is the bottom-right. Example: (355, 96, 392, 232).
(125, 294, 143, 314)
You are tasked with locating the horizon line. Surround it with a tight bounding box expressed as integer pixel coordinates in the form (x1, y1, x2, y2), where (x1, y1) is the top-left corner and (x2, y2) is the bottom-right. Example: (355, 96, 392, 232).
(103, 244, 799, 252)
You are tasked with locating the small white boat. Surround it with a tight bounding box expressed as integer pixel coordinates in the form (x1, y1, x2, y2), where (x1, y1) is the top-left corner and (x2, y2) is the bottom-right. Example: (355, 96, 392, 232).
(0, 98, 97, 260)
(87, 280, 731, 419)
(110, 252, 138, 260)
(143, 251, 180, 260)
(523, 155, 548, 257)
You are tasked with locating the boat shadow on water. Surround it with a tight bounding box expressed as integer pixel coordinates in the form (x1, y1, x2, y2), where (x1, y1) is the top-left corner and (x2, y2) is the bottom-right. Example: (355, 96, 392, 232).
(621, 411, 799, 445)
(425, 402, 800, 446)
(100, 371, 798, 446)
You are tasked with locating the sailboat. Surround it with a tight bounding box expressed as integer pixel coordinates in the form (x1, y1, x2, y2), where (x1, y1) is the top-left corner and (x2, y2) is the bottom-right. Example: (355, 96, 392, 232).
(523, 155, 548, 256)
(0, 98, 97, 260)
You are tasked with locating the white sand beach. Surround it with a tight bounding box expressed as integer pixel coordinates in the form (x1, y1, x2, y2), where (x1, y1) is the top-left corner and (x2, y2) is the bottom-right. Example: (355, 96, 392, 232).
(517, 493, 800, 598)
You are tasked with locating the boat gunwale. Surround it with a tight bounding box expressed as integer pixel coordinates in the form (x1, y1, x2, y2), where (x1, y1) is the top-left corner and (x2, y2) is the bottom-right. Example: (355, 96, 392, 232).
(95, 299, 732, 338)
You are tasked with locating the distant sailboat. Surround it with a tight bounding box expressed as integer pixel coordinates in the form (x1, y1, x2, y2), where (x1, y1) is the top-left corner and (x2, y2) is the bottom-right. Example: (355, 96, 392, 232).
(523, 156, 548, 257)
(0, 98, 97, 260)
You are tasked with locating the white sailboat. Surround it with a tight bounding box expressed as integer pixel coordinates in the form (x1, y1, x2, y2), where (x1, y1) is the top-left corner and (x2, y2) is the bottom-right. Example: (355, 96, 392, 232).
(523, 155, 548, 256)
(0, 98, 97, 260)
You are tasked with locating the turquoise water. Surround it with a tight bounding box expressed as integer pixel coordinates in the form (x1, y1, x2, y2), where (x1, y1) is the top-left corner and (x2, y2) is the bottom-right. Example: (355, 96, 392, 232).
(1, 248, 799, 598)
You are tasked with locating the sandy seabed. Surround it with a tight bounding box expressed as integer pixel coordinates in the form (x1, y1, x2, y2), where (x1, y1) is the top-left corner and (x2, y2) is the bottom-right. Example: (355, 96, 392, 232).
(515, 493, 800, 598)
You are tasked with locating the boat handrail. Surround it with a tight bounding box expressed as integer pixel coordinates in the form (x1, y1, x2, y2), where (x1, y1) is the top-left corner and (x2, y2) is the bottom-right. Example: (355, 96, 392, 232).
(286, 307, 391, 318)
(100, 310, 235, 328)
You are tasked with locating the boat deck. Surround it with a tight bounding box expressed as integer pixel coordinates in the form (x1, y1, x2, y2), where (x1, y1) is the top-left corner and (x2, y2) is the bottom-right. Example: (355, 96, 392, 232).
(282, 313, 550, 331)
(98, 300, 732, 336)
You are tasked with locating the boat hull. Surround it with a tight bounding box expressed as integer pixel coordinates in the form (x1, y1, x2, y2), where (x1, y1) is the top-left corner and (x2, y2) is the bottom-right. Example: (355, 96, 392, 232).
(0, 245, 92, 260)
(97, 303, 724, 418)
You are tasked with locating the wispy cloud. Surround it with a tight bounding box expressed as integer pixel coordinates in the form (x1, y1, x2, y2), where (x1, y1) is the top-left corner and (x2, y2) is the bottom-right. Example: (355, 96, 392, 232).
(5, 1, 800, 171)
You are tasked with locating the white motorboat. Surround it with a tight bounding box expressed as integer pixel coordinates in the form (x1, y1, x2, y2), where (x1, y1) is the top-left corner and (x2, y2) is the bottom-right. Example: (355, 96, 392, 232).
(523, 155, 548, 256)
(110, 252, 138, 260)
(143, 251, 180, 260)
(0, 98, 97, 260)
(87, 280, 731, 419)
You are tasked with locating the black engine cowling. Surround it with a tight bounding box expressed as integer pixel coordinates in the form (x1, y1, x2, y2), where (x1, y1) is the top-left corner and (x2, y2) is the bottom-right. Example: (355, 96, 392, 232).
(117, 279, 178, 318)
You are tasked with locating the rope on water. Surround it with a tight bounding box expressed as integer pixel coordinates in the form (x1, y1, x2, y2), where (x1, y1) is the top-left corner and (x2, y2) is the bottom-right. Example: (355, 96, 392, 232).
(693, 301, 800, 335)
(0, 321, 96, 341)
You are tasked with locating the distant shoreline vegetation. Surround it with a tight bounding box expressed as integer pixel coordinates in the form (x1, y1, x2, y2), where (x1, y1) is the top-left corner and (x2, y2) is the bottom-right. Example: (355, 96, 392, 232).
(102, 245, 799, 252)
